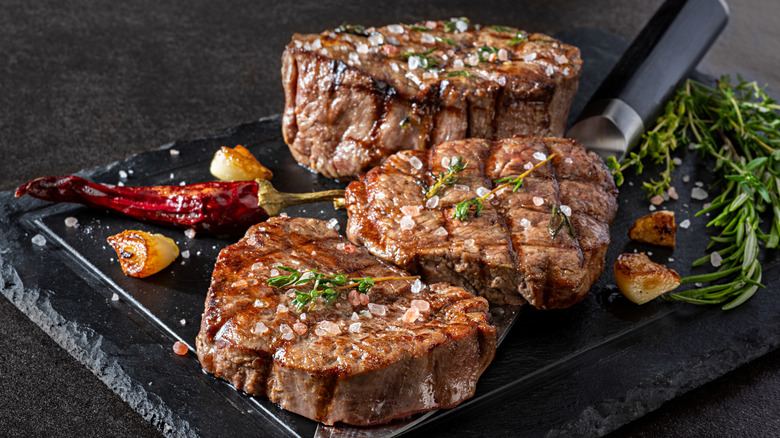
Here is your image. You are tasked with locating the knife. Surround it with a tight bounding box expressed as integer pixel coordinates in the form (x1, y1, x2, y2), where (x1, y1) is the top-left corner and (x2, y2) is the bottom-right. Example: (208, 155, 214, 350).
(567, 0, 729, 161)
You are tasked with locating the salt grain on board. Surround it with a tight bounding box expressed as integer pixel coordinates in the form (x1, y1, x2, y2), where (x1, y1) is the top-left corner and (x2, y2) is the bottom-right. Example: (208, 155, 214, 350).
(691, 187, 709, 200)
(679, 219, 691, 229)
(31, 234, 46, 246)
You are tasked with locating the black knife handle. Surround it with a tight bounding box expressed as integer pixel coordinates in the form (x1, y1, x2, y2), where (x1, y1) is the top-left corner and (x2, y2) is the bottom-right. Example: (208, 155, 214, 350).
(585, 0, 729, 126)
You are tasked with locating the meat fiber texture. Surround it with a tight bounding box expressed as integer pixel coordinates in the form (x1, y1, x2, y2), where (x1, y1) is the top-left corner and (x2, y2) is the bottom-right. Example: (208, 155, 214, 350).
(196, 216, 496, 426)
(346, 136, 619, 309)
(282, 19, 582, 180)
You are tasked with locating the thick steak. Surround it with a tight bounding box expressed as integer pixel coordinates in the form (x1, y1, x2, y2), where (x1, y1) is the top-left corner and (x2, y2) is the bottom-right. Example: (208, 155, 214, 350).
(196, 216, 496, 426)
(282, 19, 582, 179)
(345, 136, 619, 309)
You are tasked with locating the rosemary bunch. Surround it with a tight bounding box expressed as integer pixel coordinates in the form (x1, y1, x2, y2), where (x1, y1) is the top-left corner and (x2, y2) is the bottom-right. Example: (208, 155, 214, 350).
(610, 76, 780, 309)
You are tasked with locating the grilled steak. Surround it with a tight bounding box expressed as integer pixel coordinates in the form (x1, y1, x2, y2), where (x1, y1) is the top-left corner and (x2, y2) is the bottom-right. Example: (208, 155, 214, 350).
(345, 136, 619, 309)
(282, 19, 582, 179)
(196, 216, 496, 426)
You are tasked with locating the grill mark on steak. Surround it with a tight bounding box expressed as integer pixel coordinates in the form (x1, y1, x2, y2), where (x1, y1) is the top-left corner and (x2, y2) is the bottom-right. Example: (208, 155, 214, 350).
(282, 21, 582, 179)
(196, 216, 497, 426)
(346, 136, 618, 309)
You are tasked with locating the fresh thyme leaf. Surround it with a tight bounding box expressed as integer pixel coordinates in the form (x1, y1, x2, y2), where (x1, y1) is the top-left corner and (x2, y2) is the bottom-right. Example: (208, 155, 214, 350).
(444, 17, 470, 33)
(477, 46, 499, 62)
(409, 25, 430, 32)
(548, 204, 576, 239)
(447, 70, 474, 77)
(402, 47, 440, 69)
(614, 75, 780, 309)
(509, 32, 527, 45)
(435, 36, 457, 46)
(488, 25, 513, 32)
(454, 198, 483, 221)
(334, 23, 369, 37)
(424, 156, 468, 199)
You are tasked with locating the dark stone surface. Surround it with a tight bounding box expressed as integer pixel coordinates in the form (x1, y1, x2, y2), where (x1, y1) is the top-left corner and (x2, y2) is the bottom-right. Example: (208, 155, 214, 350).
(1, 1, 778, 437)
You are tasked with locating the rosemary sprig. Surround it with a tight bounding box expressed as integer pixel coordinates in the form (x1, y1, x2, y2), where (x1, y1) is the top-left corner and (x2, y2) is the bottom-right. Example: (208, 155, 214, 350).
(609, 75, 780, 309)
(267, 266, 418, 311)
(447, 70, 474, 77)
(454, 153, 556, 221)
(424, 156, 467, 199)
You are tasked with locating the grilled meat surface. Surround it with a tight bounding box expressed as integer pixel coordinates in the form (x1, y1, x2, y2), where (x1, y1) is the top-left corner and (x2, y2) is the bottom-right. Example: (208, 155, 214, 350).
(346, 136, 619, 309)
(196, 216, 496, 426)
(282, 19, 582, 179)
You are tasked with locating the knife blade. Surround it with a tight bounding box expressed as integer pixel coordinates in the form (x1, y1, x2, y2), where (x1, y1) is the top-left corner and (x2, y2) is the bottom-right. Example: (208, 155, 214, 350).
(567, 0, 729, 161)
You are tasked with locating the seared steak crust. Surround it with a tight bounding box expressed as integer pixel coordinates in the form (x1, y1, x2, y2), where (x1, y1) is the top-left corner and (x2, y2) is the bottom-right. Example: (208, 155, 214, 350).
(346, 136, 618, 309)
(282, 20, 582, 179)
(196, 217, 496, 426)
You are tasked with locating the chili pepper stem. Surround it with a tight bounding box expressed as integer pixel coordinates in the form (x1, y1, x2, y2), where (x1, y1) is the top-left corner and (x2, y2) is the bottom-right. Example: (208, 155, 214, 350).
(255, 179, 345, 216)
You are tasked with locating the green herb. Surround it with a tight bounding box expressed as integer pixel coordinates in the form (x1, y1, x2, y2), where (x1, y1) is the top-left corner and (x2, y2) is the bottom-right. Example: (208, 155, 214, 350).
(611, 76, 780, 309)
(267, 266, 418, 311)
(454, 154, 556, 221)
(409, 25, 431, 32)
(447, 70, 474, 77)
(334, 23, 369, 37)
(435, 36, 457, 46)
(509, 32, 527, 45)
(402, 47, 440, 69)
(424, 156, 467, 199)
(549, 204, 576, 239)
(400, 116, 411, 128)
(477, 46, 499, 62)
(444, 17, 470, 33)
(488, 25, 513, 33)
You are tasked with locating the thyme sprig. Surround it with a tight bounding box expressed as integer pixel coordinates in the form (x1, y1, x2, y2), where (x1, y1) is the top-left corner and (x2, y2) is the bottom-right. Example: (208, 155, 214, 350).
(424, 156, 467, 199)
(334, 24, 369, 37)
(267, 266, 418, 311)
(609, 76, 780, 309)
(454, 153, 556, 221)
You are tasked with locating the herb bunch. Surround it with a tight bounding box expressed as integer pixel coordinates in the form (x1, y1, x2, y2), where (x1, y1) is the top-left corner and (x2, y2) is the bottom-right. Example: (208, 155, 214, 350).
(424, 156, 467, 199)
(454, 154, 556, 221)
(267, 266, 417, 311)
(609, 76, 780, 309)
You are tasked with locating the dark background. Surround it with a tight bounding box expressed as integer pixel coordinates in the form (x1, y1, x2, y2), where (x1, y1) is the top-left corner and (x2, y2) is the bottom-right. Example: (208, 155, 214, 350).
(1, 0, 778, 436)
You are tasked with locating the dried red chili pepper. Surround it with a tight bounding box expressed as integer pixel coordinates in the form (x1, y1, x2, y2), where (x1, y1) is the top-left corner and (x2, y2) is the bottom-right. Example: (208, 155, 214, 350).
(15, 175, 344, 235)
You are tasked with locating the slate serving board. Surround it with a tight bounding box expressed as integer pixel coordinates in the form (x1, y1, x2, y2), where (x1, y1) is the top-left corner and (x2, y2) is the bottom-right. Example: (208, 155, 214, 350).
(1, 28, 778, 437)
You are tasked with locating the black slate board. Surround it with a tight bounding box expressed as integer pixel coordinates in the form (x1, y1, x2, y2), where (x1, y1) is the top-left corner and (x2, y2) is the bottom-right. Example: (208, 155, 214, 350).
(1, 28, 778, 437)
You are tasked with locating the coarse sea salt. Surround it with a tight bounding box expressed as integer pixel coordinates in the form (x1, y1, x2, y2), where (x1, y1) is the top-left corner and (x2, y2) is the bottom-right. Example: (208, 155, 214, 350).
(533, 196, 544, 206)
(408, 55, 420, 70)
(368, 33, 384, 46)
(411, 278, 423, 293)
(387, 24, 404, 34)
(520, 218, 531, 229)
(349, 322, 362, 333)
(560, 205, 572, 217)
(432, 226, 448, 237)
(565, 157, 573, 164)
(31, 234, 46, 246)
(326, 218, 340, 230)
(64, 217, 78, 228)
(710, 251, 723, 267)
(252, 322, 269, 334)
(368, 303, 387, 316)
(533, 151, 546, 161)
(181, 250, 190, 259)
(400, 215, 415, 230)
(691, 187, 708, 200)
(425, 195, 439, 209)
(421, 32, 435, 44)
(280, 324, 294, 340)
(401, 205, 421, 217)
(184, 228, 196, 239)
(679, 219, 691, 229)
(402, 306, 420, 323)
(119, 170, 128, 179)
(476, 187, 491, 198)
(411, 299, 430, 311)
(111, 293, 119, 301)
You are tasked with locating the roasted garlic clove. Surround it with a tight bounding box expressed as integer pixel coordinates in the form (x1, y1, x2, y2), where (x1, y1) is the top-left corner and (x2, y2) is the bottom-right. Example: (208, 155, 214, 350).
(614, 252, 681, 304)
(628, 210, 676, 247)
(210, 145, 273, 182)
(107, 230, 179, 278)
